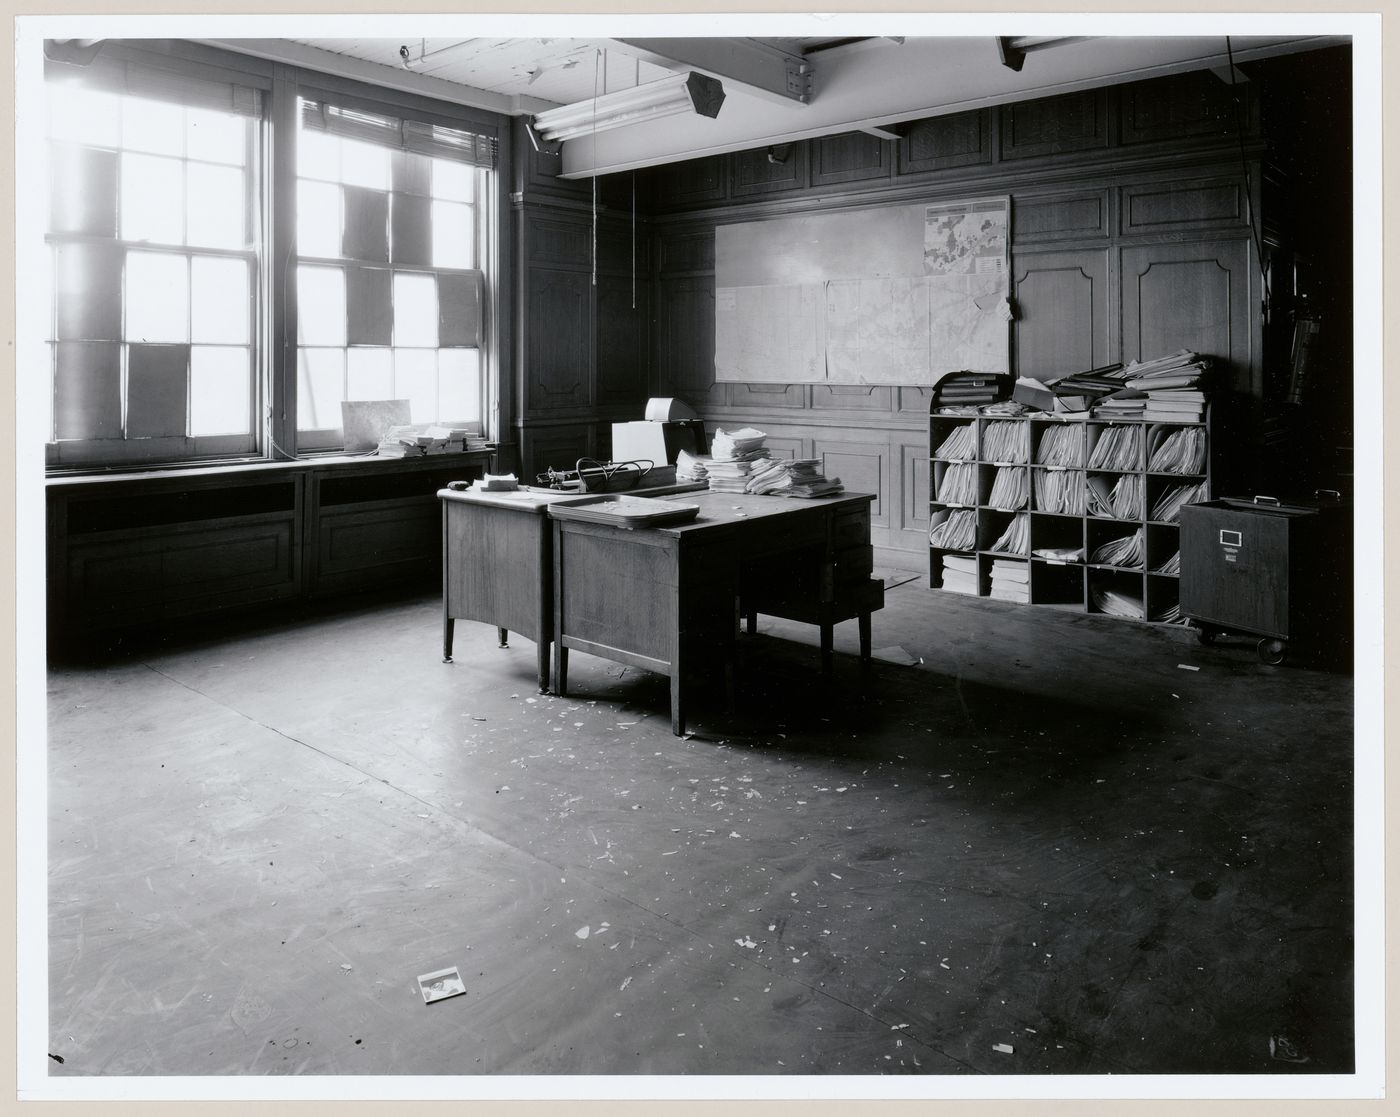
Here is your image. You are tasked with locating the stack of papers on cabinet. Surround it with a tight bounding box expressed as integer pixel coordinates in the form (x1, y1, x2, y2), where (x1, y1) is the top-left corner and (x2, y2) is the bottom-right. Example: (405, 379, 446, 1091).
(941, 554, 980, 595)
(990, 558, 1029, 603)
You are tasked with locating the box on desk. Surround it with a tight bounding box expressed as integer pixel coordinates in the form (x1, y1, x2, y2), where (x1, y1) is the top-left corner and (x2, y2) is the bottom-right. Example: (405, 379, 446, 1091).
(611, 420, 706, 466)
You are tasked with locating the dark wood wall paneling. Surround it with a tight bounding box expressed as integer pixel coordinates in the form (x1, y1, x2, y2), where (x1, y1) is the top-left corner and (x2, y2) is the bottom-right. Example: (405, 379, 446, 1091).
(635, 69, 1287, 558)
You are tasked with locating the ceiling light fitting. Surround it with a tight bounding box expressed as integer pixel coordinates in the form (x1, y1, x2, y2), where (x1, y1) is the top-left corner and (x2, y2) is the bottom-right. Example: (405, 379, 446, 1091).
(532, 71, 725, 144)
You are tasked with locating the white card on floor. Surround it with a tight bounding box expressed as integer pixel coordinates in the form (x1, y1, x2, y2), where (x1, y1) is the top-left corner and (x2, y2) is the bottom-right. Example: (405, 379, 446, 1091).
(417, 966, 466, 1004)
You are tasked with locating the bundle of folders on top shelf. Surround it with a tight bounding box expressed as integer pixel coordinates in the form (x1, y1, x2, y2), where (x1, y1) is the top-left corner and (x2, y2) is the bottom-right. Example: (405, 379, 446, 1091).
(1014, 350, 1211, 422)
(708, 428, 843, 498)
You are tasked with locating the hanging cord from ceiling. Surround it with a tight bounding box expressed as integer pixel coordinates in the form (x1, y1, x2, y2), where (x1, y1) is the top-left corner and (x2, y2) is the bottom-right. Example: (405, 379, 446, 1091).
(1225, 36, 1272, 316)
(591, 49, 601, 289)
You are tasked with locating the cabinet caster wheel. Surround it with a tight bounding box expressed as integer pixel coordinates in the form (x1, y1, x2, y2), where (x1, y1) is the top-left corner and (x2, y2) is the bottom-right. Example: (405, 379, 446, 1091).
(1195, 625, 1216, 646)
(1257, 637, 1288, 666)
(442, 656, 453, 664)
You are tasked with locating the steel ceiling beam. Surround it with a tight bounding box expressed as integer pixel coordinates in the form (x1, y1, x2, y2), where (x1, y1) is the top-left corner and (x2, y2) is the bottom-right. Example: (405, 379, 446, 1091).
(609, 37, 812, 105)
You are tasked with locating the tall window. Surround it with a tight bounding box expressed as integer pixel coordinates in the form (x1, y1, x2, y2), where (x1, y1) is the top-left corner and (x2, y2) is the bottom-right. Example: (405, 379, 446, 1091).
(43, 61, 262, 467)
(295, 98, 492, 448)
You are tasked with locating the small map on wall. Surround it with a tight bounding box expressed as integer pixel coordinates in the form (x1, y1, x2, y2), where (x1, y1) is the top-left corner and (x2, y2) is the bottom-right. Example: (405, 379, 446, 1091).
(714, 196, 1010, 386)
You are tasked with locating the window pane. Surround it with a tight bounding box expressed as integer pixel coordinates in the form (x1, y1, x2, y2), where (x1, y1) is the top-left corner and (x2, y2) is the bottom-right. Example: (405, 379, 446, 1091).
(393, 348, 437, 422)
(297, 126, 340, 182)
(125, 252, 189, 343)
(432, 159, 475, 202)
(392, 272, 437, 347)
(49, 143, 119, 237)
(186, 108, 246, 165)
(53, 340, 122, 439)
(296, 266, 346, 346)
(340, 138, 390, 189)
(191, 256, 249, 344)
(437, 348, 480, 421)
(121, 153, 184, 245)
(346, 347, 393, 400)
(122, 96, 185, 156)
(187, 163, 245, 249)
(432, 200, 474, 269)
(47, 83, 121, 148)
(126, 343, 189, 438)
(190, 346, 251, 435)
(297, 348, 344, 430)
(297, 180, 342, 258)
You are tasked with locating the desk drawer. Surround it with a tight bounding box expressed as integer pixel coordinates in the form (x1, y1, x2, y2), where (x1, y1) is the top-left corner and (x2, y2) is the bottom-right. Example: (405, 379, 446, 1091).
(832, 508, 870, 549)
(835, 544, 874, 584)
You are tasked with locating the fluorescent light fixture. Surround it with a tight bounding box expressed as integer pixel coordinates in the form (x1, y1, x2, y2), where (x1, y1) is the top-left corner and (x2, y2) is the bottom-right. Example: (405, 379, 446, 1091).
(532, 71, 725, 143)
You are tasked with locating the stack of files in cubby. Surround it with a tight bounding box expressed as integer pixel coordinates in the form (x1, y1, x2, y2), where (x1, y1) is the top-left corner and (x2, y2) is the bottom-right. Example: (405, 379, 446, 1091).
(1087, 473, 1143, 519)
(940, 554, 980, 595)
(981, 421, 1028, 463)
(1148, 427, 1207, 473)
(1153, 551, 1181, 575)
(1142, 389, 1206, 423)
(928, 509, 977, 550)
(934, 424, 976, 460)
(1037, 424, 1084, 467)
(1150, 481, 1208, 523)
(1035, 469, 1086, 515)
(746, 457, 843, 498)
(935, 462, 979, 505)
(989, 558, 1030, 603)
(1154, 601, 1185, 623)
(989, 511, 1029, 554)
(1093, 392, 1147, 419)
(1092, 585, 1144, 618)
(1090, 528, 1145, 567)
(987, 467, 1029, 511)
(1087, 425, 1143, 470)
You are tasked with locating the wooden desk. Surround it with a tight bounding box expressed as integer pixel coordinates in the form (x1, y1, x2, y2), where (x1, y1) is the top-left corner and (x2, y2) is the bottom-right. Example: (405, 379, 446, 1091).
(549, 491, 879, 735)
(439, 482, 707, 692)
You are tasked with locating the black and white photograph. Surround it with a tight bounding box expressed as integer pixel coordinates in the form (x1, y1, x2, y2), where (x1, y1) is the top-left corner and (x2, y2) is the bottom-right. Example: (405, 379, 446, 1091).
(15, 8, 1386, 1108)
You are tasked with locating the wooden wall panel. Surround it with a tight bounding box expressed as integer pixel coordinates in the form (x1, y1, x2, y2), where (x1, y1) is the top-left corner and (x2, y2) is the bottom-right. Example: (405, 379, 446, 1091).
(1122, 180, 1247, 234)
(1120, 70, 1252, 145)
(527, 216, 592, 267)
(731, 145, 808, 197)
(892, 433, 932, 546)
(1012, 248, 1111, 381)
(656, 228, 715, 275)
(1000, 90, 1108, 160)
(898, 109, 991, 175)
(524, 267, 592, 413)
(811, 385, 895, 413)
(726, 382, 806, 410)
(811, 132, 891, 187)
(1013, 191, 1109, 244)
(813, 438, 888, 530)
(655, 276, 724, 411)
(520, 424, 595, 483)
(1120, 238, 1256, 396)
(595, 274, 649, 409)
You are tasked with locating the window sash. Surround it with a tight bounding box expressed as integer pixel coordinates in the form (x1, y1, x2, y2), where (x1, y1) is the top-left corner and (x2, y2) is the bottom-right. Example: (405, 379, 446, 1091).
(300, 97, 497, 169)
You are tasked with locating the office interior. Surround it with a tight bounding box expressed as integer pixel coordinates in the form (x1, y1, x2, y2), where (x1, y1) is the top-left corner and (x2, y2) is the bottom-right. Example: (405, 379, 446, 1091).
(30, 26, 1371, 1092)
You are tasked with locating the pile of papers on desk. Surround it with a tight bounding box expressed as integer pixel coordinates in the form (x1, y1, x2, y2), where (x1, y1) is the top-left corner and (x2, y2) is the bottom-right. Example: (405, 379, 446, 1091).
(377, 424, 487, 457)
(745, 458, 844, 498)
(676, 449, 710, 484)
(707, 427, 771, 493)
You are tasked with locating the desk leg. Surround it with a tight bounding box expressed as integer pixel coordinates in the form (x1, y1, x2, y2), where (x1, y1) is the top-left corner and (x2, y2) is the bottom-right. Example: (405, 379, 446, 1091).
(670, 671, 685, 737)
(859, 611, 872, 666)
(555, 647, 569, 697)
(537, 639, 551, 695)
(442, 618, 455, 663)
(497, 627, 509, 648)
(820, 622, 834, 676)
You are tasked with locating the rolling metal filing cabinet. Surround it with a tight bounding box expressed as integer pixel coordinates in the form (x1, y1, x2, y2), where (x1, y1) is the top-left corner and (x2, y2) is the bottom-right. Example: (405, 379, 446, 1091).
(1179, 492, 1350, 664)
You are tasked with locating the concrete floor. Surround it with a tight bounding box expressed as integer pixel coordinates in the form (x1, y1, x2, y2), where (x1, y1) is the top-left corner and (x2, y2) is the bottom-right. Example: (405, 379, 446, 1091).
(43, 581, 1355, 1081)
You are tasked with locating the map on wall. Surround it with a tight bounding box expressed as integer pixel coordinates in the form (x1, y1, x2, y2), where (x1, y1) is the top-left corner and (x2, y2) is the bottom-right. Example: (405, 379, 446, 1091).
(714, 196, 1010, 386)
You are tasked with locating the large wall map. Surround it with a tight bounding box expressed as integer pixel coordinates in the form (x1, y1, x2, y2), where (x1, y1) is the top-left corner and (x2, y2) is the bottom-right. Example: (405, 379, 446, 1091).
(714, 197, 1010, 386)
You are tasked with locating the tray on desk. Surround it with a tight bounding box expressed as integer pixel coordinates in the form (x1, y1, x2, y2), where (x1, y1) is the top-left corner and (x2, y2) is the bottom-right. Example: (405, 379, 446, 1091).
(547, 494, 701, 529)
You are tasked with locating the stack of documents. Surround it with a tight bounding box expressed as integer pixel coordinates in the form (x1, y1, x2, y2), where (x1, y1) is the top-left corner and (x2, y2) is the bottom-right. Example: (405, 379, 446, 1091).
(1087, 473, 1143, 519)
(472, 473, 519, 492)
(1153, 551, 1182, 575)
(1090, 528, 1145, 568)
(1092, 585, 1144, 618)
(929, 509, 977, 550)
(941, 554, 980, 595)
(989, 512, 1029, 555)
(987, 467, 1029, 511)
(1093, 393, 1147, 420)
(1087, 425, 1144, 471)
(989, 559, 1030, 603)
(1150, 481, 1208, 523)
(745, 457, 843, 498)
(1153, 601, 1185, 623)
(1035, 469, 1087, 515)
(676, 449, 710, 484)
(1148, 427, 1207, 473)
(934, 424, 976, 461)
(711, 427, 770, 462)
(1107, 349, 1211, 422)
(936, 462, 979, 506)
(706, 460, 758, 493)
(1037, 424, 1084, 467)
(981, 421, 1028, 463)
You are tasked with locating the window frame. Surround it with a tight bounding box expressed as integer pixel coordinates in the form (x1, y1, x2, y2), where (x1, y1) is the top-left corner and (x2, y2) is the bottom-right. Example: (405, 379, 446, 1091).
(39, 40, 505, 475)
